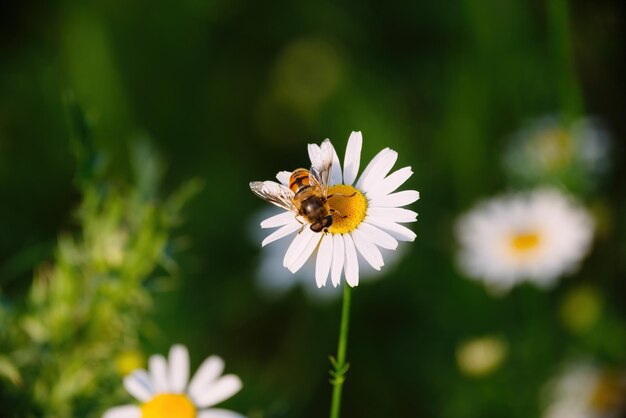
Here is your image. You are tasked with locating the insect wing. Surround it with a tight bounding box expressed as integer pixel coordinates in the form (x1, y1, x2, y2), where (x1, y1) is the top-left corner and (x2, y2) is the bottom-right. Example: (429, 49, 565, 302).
(250, 181, 298, 213)
(308, 167, 323, 189)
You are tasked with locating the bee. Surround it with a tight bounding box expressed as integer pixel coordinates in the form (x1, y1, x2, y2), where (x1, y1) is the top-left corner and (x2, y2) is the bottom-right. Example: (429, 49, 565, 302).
(250, 140, 335, 233)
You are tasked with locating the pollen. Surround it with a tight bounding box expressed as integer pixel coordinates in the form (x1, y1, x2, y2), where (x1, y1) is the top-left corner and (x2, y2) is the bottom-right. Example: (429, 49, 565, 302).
(327, 185, 368, 234)
(510, 231, 541, 253)
(141, 394, 196, 418)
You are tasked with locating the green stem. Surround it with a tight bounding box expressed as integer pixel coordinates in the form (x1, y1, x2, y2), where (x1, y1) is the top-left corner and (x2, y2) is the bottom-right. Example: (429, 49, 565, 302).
(548, 0, 584, 122)
(329, 284, 352, 418)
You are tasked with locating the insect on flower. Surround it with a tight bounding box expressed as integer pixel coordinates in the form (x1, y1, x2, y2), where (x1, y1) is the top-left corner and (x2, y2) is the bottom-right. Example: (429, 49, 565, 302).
(249, 132, 419, 288)
(250, 140, 349, 233)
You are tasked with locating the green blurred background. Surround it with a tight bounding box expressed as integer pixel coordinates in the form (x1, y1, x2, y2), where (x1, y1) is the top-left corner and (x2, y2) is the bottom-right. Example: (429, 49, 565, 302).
(1, 0, 625, 417)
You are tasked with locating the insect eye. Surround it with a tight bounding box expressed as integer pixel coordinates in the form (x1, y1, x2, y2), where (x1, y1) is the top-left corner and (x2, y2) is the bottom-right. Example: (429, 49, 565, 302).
(324, 215, 333, 227)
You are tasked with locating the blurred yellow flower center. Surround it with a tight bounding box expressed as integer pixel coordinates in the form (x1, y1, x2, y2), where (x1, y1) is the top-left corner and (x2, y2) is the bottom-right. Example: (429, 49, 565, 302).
(536, 127, 572, 169)
(511, 232, 540, 253)
(141, 394, 196, 418)
(327, 185, 367, 234)
(590, 374, 624, 411)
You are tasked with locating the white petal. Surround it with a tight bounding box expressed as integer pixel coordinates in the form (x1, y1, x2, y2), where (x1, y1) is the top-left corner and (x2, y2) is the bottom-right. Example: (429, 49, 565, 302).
(102, 405, 141, 418)
(351, 229, 383, 270)
(315, 234, 333, 287)
(308, 143, 323, 169)
(343, 234, 359, 287)
(197, 409, 246, 418)
(331, 233, 345, 287)
(148, 354, 168, 393)
(343, 131, 362, 185)
(262, 221, 301, 247)
(363, 150, 398, 189)
(123, 371, 153, 402)
(194, 375, 242, 408)
(357, 149, 398, 193)
(260, 211, 295, 229)
(357, 223, 398, 250)
(366, 218, 416, 241)
(330, 143, 343, 185)
(320, 139, 335, 162)
(310, 139, 339, 184)
(369, 190, 420, 208)
(283, 228, 310, 268)
(168, 344, 189, 393)
(367, 207, 417, 223)
(288, 230, 322, 273)
(188, 355, 225, 404)
(276, 171, 291, 186)
(366, 167, 413, 199)
(356, 148, 390, 190)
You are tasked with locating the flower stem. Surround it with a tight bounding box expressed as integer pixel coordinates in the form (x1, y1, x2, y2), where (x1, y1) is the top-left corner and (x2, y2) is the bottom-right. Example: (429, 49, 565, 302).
(329, 284, 352, 418)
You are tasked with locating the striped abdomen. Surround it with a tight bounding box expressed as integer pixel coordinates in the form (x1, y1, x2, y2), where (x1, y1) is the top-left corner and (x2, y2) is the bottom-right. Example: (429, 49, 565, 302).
(289, 168, 312, 194)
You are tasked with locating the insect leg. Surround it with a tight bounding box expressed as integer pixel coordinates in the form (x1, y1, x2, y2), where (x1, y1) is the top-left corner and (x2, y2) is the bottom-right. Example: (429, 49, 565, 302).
(294, 215, 306, 234)
(328, 192, 357, 199)
(330, 208, 348, 219)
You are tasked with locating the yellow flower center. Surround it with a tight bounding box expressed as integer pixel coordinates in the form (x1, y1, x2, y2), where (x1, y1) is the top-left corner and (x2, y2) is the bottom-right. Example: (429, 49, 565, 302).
(510, 232, 541, 253)
(536, 127, 572, 169)
(141, 394, 196, 418)
(589, 374, 624, 412)
(327, 185, 367, 234)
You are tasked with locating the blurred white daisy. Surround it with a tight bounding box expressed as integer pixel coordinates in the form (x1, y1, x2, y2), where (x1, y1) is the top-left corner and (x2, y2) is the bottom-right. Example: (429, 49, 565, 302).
(103, 344, 244, 418)
(543, 363, 626, 418)
(504, 115, 611, 190)
(455, 188, 594, 292)
(250, 131, 419, 288)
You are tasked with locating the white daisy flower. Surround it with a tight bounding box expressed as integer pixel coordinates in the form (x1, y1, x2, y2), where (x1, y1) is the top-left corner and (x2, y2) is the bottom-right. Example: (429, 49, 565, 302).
(543, 363, 626, 418)
(103, 344, 244, 418)
(504, 115, 611, 189)
(455, 188, 594, 292)
(250, 131, 419, 288)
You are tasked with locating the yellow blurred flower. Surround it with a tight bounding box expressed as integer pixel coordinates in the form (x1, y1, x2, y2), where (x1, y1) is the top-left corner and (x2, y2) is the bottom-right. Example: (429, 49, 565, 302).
(560, 285, 603, 334)
(456, 336, 507, 377)
(272, 37, 342, 111)
(115, 349, 145, 376)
